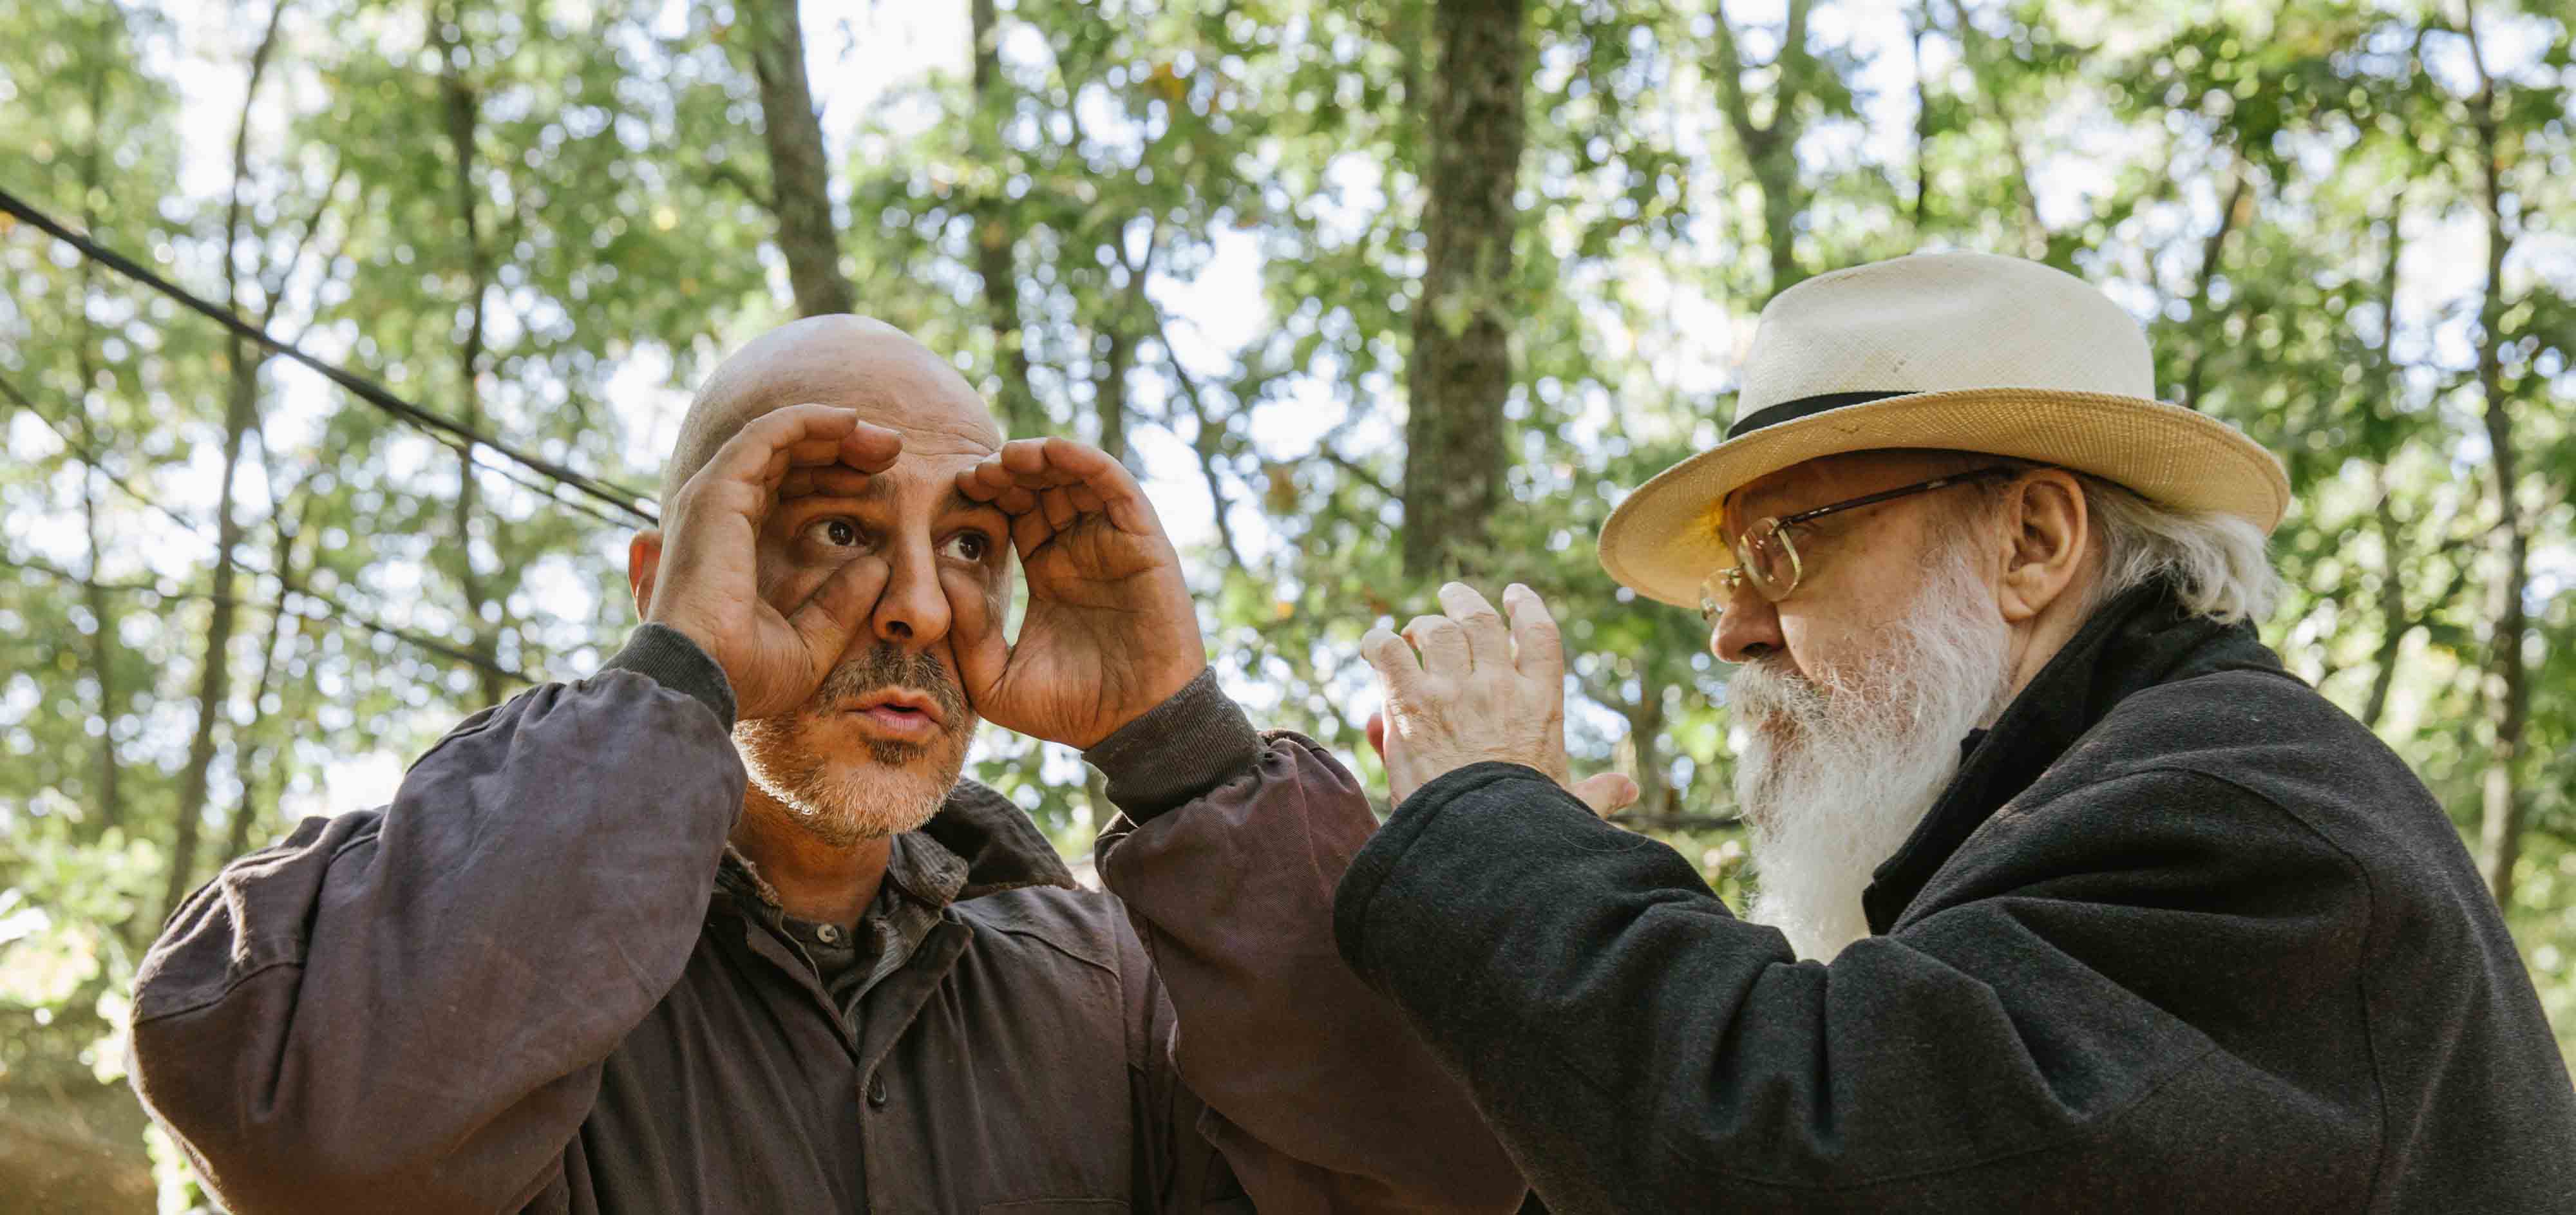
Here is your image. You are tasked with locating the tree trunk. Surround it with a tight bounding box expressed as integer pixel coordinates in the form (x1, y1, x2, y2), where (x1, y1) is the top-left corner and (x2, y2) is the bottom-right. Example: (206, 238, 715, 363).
(1401, 0, 1527, 578)
(80, 440, 122, 837)
(437, 11, 507, 710)
(161, 324, 256, 929)
(1712, 0, 1814, 297)
(2469, 149, 2527, 906)
(160, 6, 289, 922)
(970, 0, 1041, 438)
(220, 501, 309, 863)
(2463, 17, 2528, 909)
(2358, 207, 2409, 734)
(746, 0, 854, 316)
(2177, 167, 2251, 413)
(1618, 692, 1673, 821)
(1095, 325, 1130, 465)
(1909, 10, 1931, 235)
(75, 60, 124, 840)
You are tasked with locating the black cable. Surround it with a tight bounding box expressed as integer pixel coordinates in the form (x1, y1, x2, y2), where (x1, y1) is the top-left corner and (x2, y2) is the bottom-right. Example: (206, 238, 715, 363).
(0, 552, 529, 684)
(0, 368, 538, 683)
(0, 184, 658, 525)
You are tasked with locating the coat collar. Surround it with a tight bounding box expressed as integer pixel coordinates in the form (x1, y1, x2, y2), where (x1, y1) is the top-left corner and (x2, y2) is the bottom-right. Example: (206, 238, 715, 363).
(919, 778, 1080, 901)
(1859, 580, 2291, 932)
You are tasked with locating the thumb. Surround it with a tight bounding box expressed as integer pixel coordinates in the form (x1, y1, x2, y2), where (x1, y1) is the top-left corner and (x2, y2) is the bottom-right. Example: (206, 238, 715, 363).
(1570, 772, 1640, 818)
(1364, 709, 1387, 759)
(788, 556, 889, 670)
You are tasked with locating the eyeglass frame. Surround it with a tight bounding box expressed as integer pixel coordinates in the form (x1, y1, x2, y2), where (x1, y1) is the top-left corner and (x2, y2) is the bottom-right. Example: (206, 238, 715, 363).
(1700, 466, 2023, 623)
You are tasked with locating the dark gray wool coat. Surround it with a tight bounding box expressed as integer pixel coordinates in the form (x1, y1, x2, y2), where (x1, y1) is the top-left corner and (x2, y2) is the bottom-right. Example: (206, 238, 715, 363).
(1335, 582, 2576, 1213)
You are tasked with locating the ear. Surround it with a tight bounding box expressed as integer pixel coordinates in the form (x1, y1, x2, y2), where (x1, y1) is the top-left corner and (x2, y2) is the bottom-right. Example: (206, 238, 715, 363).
(1994, 470, 2088, 624)
(627, 531, 663, 621)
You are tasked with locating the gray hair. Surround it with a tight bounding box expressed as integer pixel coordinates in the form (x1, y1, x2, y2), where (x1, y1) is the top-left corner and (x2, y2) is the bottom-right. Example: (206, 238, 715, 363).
(2078, 475, 2280, 625)
(1913, 450, 2279, 625)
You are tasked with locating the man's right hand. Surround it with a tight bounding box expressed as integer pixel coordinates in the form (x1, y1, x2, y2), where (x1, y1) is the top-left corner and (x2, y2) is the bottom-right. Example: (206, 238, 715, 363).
(644, 403, 902, 719)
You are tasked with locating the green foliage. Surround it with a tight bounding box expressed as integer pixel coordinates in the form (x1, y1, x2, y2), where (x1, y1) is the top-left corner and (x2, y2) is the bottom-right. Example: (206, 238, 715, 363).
(1, 0, 2570, 1205)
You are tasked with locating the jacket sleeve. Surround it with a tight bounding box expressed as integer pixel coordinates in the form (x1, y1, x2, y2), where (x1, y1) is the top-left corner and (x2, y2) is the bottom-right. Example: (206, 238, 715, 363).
(126, 625, 747, 1215)
(1332, 761, 2380, 1214)
(1089, 672, 1529, 1215)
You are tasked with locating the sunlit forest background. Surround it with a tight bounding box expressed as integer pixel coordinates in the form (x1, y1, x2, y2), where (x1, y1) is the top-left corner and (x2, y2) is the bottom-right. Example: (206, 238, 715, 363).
(3, 0, 2571, 1207)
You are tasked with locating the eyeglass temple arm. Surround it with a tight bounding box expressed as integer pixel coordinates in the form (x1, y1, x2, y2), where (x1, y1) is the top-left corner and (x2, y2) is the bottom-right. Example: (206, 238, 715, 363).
(1775, 467, 2020, 529)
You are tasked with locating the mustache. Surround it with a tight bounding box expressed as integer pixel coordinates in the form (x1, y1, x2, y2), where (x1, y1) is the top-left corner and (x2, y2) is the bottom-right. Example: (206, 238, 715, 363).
(813, 645, 969, 728)
(1727, 656, 1830, 722)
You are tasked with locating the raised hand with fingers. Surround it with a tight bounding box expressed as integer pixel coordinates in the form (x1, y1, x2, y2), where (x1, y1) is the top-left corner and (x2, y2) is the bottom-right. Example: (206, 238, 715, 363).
(639, 403, 904, 719)
(952, 437, 1206, 749)
(1361, 582, 1638, 816)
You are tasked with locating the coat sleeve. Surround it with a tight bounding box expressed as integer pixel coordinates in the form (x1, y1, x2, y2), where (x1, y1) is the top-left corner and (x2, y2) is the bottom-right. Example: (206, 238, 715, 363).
(1089, 673, 1529, 1215)
(126, 625, 746, 1215)
(1332, 761, 2382, 1214)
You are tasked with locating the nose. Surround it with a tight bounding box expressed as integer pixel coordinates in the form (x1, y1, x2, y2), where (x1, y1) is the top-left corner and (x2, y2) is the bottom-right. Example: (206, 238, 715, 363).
(1710, 581, 1782, 664)
(868, 532, 952, 651)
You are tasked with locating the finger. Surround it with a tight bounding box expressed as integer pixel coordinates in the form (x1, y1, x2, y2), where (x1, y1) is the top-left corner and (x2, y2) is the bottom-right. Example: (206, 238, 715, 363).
(956, 460, 1041, 514)
(1503, 583, 1564, 684)
(837, 422, 902, 473)
(947, 561, 1014, 712)
(785, 555, 890, 674)
(788, 465, 881, 500)
(1402, 614, 1470, 682)
(692, 404, 863, 496)
(1571, 772, 1640, 818)
(779, 436, 857, 468)
(1437, 583, 1509, 672)
(995, 437, 1160, 535)
(1010, 505, 1056, 561)
(1365, 709, 1387, 759)
(1360, 626, 1428, 703)
(1039, 485, 1078, 533)
(956, 459, 1007, 502)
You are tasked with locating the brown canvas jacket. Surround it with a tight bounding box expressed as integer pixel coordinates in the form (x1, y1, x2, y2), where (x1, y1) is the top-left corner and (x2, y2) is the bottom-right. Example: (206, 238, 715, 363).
(128, 625, 1523, 1214)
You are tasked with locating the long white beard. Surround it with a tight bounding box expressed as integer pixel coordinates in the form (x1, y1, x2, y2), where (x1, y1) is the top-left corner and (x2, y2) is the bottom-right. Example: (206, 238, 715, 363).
(1728, 544, 2014, 961)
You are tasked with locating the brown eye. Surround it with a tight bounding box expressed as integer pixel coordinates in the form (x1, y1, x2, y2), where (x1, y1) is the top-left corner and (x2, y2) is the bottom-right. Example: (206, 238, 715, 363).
(806, 518, 864, 549)
(940, 532, 991, 563)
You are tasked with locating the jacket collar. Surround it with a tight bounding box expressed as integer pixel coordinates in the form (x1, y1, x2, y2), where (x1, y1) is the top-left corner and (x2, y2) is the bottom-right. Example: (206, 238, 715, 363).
(919, 779, 1080, 901)
(715, 778, 1077, 914)
(1859, 580, 2291, 932)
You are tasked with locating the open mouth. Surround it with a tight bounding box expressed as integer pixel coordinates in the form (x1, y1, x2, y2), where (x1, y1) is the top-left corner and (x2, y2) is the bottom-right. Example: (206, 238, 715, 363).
(841, 689, 947, 738)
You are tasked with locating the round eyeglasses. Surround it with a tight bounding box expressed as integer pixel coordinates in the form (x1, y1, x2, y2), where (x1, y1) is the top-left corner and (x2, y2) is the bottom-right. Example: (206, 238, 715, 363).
(1698, 467, 2020, 624)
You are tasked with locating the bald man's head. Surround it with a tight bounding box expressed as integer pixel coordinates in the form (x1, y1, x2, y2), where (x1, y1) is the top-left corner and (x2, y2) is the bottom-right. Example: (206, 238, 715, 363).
(660, 314, 1003, 508)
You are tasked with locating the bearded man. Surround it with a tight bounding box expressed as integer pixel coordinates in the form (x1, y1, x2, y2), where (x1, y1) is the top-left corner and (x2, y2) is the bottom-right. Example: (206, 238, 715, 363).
(1341, 252, 2576, 1211)
(127, 316, 1522, 1213)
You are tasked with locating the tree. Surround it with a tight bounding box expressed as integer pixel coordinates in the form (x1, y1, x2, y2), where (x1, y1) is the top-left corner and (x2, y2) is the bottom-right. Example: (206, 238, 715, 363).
(1399, 0, 1530, 577)
(742, 0, 857, 316)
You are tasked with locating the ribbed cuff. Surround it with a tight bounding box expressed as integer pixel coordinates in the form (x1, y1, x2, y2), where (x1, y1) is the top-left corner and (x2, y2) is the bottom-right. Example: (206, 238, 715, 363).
(1081, 667, 1262, 822)
(601, 623, 736, 731)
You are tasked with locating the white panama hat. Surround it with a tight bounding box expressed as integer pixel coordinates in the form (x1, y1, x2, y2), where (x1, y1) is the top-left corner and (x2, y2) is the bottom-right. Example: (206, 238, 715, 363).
(1596, 250, 2292, 608)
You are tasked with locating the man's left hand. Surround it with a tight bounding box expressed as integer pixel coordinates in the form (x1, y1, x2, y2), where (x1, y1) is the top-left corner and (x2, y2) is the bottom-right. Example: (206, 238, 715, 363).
(954, 438, 1206, 750)
(1361, 582, 1638, 815)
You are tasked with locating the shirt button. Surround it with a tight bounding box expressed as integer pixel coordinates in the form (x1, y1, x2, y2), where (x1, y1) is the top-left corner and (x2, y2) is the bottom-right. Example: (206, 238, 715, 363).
(817, 924, 840, 943)
(866, 1073, 889, 1108)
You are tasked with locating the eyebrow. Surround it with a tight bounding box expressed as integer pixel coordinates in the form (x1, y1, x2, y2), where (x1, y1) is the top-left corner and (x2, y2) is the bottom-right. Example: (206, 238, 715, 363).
(797, 475, 994, 522)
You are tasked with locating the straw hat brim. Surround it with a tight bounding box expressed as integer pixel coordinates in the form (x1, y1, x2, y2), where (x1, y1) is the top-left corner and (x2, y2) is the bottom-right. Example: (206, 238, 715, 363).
(1597, 388, 2293, 608)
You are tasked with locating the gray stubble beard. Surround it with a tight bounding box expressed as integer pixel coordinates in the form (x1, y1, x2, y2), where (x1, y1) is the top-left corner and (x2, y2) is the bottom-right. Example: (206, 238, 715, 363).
(735, 645, 978, 846)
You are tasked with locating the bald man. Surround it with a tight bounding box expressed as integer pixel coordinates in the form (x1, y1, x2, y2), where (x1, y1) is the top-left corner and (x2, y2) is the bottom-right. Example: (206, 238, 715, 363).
(128, 317, 1523, 1214)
